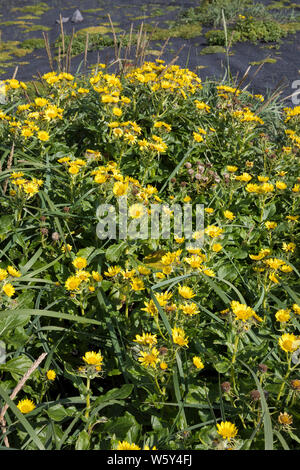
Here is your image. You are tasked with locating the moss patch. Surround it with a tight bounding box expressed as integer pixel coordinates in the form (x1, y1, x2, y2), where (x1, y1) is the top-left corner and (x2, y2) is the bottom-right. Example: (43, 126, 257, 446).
(82, 8, 104, 13)
(0, 40, 34, 62)
(21, 38, 45, 50)
(200, 45, 226, 54)
(144, 23, 202, 40)
(21, 25, 52, 33)
(10, 2, 50, 15)
(249, 58, 277, 65)
(78, 25, 121, 35)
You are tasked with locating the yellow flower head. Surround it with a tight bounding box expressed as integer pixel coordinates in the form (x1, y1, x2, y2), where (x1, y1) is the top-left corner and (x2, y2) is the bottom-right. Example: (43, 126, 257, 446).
(279, 333, 300, 353)
(275, 309, 291, 323)
(231, 300, 255, 322)
(178, 285, 195, 299)
(72, 257, 87, 270)
(138, 348, 160, 368)
(17, 399, 36, 414)
(130, 278, 145, 291)
(2, 283, 15, 297)
(180, 302, 199, 316)
(65, 276, 82, 291)
(116, 441, 141, 450)
(216, 421, 238, 440)
(7, 266, 21, 278)
(193, 356, 204, 369)
(172, 327, 189, 347)
(133, 332, 157, 347)
(82, 351, 103, 369)
(47, 370, 56, 381)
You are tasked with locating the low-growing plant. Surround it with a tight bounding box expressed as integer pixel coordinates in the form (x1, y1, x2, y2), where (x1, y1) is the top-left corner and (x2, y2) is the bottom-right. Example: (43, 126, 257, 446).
(0, 56, 299, 450)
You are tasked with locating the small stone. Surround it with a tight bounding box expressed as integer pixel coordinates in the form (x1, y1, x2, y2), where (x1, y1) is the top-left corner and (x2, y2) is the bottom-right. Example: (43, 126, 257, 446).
(55, 17, 70, 24)
(71, 9, 83, 23)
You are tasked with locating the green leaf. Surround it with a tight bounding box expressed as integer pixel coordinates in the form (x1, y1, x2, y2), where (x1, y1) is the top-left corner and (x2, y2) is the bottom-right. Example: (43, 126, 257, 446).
(94, 384, 134, 405)
(105, 242, 126, 263)
(47, 404, 68, 422)
(240, 361, 273, 450)
(0, 355, 33, 377)
(75, 430, 90, 450)
(214, 360, 231, 373)
(0, 215, 13, 241)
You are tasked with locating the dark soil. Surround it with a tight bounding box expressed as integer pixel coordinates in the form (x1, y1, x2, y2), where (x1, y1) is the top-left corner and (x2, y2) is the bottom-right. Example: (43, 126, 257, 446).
(0, 0, 300, 104)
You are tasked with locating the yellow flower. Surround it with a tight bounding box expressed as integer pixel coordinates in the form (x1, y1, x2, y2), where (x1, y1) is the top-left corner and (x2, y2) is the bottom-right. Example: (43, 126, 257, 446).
(282, 242, 296, 253)
(113, 181, 128, 196)
(138, 348, 160, 368)
(235, 172, 252, 182)
(113, 107, 122, 117)
(269, 272, 280, 284)
(160, 362, 168, 370)
(264, 258, 285, 271)
(178, 285, 195, 299)
(216, 421, 238, 440)
(131, 278, 145, 291)
(279, 333, 300, 353)
(17, 399, 36, 414)
(276, 181, 287, 190)
(293, 304, 300, 315)
(265, 221, 277, 230)
(172, 327, 189, 347)
(154, 291, 172, 306)
(104, 265, 121, 277)
(141, 299, 158, 316)
(92, 271, 102, 282)
(65, 276, 82, 291)
(138, 265, 151, 275)
(205, 225, 223, 238)
(34, 97, 48, 107)
(37, 130, 50, 142)
(72, 257, 87, 270)
(47, 370, 56, 381)
(193, 356, 204, 369)
(231, 300, 255, 322)
(133, 333, 157, 347)
(116, 441, 141, 450)
(180, 302, 199, 316)
(68, 164, 80, 175)
(0, 269, 8, 281)
(224, 210, 235, 220)
(129, 203, 145, 219)
(202, 268, 215, 277)
(226, 166, 238, 172)
(275, 309, 291, 323)
(212, 243, 222, 253)
(205, 208, 214, 214)
(76, 270, 91, 282)
(82, 351, 103, 369)
(278, 412, 293, 426)
(2, 283, 15, 297)
(292, 184, 300, 193)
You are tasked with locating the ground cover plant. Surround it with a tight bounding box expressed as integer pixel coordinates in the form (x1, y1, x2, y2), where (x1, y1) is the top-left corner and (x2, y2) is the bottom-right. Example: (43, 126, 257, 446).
(0, 56, 299, 450)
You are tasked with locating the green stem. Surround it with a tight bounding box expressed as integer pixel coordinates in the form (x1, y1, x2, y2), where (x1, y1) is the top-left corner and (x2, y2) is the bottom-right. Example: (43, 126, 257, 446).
(276, 353, 292, 403)
(85, 377, 91, 419)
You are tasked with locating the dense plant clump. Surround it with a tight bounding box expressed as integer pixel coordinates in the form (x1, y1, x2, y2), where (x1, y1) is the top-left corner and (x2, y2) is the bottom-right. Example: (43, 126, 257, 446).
(0, 60, 299, 450)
